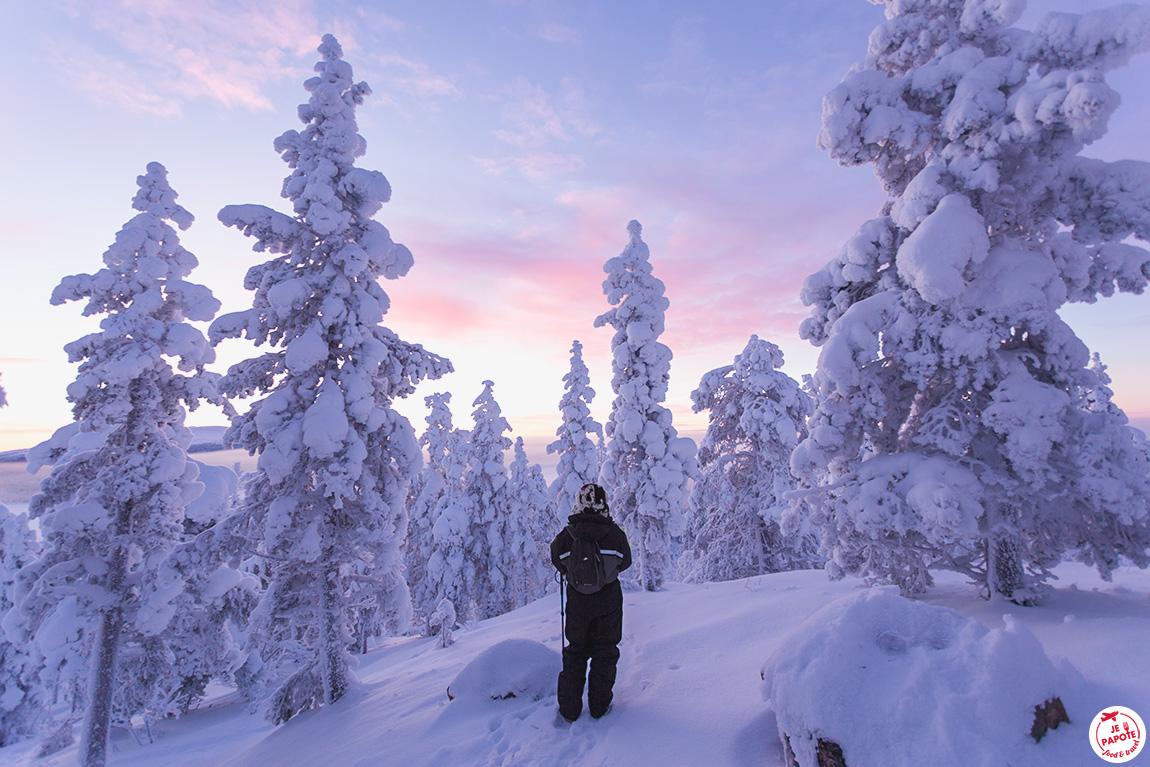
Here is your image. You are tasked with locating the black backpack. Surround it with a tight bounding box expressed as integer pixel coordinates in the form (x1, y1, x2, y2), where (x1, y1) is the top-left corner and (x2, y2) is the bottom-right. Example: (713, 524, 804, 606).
(566, 528, 607, 594)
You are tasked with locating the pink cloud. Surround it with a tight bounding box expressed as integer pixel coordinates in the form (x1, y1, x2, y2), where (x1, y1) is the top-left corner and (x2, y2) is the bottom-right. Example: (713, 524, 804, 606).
(54, 0, 320, 114)
(374, 51, 461, 99)
(476, 153, 586, 182)
(475, 78, 601, 182)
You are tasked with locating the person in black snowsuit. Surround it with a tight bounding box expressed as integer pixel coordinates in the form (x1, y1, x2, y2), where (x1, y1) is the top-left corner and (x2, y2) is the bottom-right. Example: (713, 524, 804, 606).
(550, 483, 632, 723)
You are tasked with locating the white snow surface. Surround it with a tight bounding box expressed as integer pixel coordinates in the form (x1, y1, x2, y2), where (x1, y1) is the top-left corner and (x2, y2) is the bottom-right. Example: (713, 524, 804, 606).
(2, 562, 1146, 767)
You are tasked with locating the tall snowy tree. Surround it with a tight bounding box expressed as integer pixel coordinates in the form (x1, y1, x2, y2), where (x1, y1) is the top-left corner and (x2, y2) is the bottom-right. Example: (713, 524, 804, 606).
(793, 1, 1150, 601)
(0, 507, 41, 746)
(9, 163, 224, 767)
(208, 35, 451, 721)
(594, 220, 698, 591)
(681, 335, 819, 583)
(547, 340, 603, 518)
(461, 381, 515, 618)
(405, 392, 467, 629)
(506, 437, 553, 606)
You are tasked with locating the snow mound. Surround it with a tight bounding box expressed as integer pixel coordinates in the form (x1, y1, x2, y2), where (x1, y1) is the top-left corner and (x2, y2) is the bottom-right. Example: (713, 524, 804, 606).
(761, 588, 1071, 767)
(446, 639, 560, 703)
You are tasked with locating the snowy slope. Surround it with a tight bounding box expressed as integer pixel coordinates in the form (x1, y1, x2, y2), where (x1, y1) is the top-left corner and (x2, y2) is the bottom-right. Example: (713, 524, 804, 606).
(3, 565, 1148, 767)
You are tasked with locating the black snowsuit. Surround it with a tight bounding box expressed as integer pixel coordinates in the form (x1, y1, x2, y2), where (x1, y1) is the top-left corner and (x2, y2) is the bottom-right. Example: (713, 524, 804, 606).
(550, 512, 632, 721)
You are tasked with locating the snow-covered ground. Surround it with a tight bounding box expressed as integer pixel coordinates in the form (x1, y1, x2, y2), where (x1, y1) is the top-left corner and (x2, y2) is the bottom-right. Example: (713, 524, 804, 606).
(2, 562, 1147, 767)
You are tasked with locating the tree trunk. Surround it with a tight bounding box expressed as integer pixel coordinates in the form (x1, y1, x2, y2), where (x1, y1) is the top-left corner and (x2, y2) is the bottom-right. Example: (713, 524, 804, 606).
(991, 536, 1025, 599)
(322, 556, 347, 706)
(82, 544, 127, 767)
(985, 500, 1025, 600)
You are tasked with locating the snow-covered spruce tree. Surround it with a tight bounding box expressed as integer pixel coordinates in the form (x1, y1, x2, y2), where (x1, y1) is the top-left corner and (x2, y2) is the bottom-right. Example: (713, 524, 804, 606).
(461, 381, 515, 618)
(507, 437, 553, 605)
(425, 469, 474, 627)
(208, 34, 451, 721)
(594, 220, 698, 591)
(405, 393, 457, 625)
(9, 163, 225, 767)
(0, 374, 7, 407)
(680, 335, 819, 583)
(793, 2, 1150, 601)
(547, 340, 603, 518)
(408, 393, 471, 629)
(0, 507, 41, 746)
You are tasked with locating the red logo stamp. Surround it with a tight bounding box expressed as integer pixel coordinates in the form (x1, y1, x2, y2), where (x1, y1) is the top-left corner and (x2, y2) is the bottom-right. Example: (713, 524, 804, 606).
(1091, 706, 1145, 763)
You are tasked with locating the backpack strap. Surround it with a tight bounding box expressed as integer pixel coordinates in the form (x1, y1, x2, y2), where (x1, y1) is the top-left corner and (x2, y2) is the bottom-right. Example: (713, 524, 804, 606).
(557, 525, 576, 565)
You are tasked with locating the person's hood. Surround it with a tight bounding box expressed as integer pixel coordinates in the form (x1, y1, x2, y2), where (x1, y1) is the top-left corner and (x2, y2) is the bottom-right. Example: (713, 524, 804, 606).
(567, 511, 612, 540)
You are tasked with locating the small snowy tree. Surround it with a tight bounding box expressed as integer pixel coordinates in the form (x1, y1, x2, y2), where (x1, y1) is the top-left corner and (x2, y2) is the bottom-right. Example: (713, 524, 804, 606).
(427, 598, 456, 648)
(547, 340, 603, 518)
(793, 2, 1150, 601)
(461, 381, 514, 618)
(0, 507, 41, 746)
(0, 374, 7, 408)
(208, 34, 451, 721)
(9, 163, 224, 767)
(506, 437, 553, 606)
(594, 220, 698, 591)
(681, 335, 819, 583)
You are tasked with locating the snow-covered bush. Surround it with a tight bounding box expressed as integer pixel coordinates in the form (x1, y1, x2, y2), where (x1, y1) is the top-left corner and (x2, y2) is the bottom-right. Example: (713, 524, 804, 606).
(681, 335, 819, 583)
(595, 221, 698, 591)
(10, 163, 225, 767)
(547, 340, 603, 518)
(208, 34, 451, 722)
(762, 588, 1072, 767)
(794, 0, 1150, 600)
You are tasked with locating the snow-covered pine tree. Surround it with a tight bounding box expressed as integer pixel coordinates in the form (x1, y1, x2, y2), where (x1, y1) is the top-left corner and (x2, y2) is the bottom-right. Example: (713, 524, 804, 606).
(0, 507, 41, 746)
(208, 34, 451, 721)
(9, 163, 225, 767)
(681, 335, 819, 583)
(405, 393, 459, 626)
(409, 393, 471, 629)
(547, 340, 603, 518)
(425, 472, 474, 627)
(793, 1, 1150, 601)
(595, 220, 698, 591)
(506, 437, 553, 606)
(462, 381, 514, 618)
(0, 374, 7, 407)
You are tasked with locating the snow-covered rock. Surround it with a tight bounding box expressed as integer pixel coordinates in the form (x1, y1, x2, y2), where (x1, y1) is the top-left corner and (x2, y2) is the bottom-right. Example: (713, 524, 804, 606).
(446, 639, 560, 703)
(761, 588, 1072, 767)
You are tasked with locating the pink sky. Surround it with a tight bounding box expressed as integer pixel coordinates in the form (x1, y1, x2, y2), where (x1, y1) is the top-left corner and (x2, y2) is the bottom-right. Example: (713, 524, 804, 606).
(1, 0, 1148, 457)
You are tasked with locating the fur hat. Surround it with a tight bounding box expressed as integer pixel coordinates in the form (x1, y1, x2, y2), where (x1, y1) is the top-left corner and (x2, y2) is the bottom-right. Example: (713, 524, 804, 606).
(575, 483, 609, 515)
